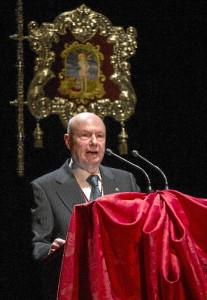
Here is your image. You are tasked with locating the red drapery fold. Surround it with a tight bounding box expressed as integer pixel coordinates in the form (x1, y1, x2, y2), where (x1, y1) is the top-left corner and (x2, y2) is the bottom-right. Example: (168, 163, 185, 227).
(57, 190, 207, 300)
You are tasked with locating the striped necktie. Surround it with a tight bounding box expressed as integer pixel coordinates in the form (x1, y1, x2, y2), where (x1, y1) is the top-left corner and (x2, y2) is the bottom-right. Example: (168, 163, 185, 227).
(86, 175, 102, 201)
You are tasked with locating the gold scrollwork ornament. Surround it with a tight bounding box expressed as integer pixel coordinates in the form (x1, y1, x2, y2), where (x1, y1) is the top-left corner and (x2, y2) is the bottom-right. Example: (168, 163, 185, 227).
(21, 4, 137, 172)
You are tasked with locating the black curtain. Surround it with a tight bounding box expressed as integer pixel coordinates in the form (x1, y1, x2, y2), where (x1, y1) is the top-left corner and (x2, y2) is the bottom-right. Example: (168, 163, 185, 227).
(1, 0, 206, 299)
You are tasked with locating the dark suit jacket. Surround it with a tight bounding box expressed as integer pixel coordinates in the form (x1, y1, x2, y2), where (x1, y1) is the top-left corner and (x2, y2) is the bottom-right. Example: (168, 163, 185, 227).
(31, 160, 140, 260)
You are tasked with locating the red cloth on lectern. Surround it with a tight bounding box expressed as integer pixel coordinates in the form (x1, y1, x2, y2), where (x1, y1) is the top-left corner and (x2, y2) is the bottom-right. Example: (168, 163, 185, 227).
(57, 190, 207, 300)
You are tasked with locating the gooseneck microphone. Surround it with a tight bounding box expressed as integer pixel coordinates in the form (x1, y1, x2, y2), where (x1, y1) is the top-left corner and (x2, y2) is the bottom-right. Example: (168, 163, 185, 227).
(106, 148, 152, 193)
(132, 150, 169, 190)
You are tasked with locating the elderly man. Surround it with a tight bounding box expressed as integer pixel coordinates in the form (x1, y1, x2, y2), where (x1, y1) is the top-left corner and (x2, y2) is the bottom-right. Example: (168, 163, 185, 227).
(31, 112, 140, 260)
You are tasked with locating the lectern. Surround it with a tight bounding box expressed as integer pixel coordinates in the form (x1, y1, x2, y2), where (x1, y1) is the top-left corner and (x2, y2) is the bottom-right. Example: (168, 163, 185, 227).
(43, 191, 207, 299)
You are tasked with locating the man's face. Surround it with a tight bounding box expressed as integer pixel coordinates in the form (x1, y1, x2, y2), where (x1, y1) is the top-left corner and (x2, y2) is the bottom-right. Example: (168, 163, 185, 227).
(65, 115, 106, 173)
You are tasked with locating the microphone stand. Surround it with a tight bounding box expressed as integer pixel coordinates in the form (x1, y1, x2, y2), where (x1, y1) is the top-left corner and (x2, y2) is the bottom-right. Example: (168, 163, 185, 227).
(106, 148, 152, 193)
(132, 150, 169, 190)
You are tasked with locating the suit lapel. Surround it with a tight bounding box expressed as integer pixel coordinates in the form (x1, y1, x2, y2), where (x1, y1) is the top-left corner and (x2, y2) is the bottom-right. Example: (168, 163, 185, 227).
(100, 165, 121, 195)
(57, 179, 86, 212)
(54, 162, 121, 211)
(55, 160, 86, 212)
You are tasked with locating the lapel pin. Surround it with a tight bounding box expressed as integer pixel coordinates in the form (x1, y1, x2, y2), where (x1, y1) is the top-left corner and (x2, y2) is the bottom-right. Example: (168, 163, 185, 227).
(115, 187, 120, 192)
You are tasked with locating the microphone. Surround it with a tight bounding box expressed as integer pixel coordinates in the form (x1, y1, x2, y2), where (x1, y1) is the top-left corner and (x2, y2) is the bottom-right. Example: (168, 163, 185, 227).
(132, 150, 169, 190)
(105, 148, 152, 193)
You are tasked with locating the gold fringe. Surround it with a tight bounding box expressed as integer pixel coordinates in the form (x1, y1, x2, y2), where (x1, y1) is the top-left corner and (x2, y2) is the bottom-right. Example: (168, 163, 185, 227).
(33, 120, 43, 148)
(118, 123, 128, 155)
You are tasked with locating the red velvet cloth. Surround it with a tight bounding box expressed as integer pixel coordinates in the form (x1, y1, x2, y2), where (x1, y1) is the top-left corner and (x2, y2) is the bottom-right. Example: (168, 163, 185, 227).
(57, 190, 207, 300)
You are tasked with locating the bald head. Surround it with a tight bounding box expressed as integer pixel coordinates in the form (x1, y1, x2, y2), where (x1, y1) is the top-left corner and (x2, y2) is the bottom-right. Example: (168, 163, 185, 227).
(67, 112, 106, 137)
(64, 112, 106, 173)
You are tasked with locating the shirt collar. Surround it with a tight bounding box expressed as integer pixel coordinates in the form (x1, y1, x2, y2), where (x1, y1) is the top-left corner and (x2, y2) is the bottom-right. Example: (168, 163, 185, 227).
(68, 159, 101, 184)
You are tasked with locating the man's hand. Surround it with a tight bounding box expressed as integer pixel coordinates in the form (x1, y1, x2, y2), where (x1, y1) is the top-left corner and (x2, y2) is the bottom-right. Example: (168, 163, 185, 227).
(48, 238, 65, 255)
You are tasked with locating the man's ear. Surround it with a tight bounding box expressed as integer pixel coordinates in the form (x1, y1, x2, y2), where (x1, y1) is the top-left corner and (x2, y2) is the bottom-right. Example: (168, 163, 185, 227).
(64, 134, 71, 150)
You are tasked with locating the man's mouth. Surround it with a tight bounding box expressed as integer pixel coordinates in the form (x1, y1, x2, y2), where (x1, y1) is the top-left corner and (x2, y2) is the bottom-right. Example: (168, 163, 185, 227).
(86, 151, 98, 154)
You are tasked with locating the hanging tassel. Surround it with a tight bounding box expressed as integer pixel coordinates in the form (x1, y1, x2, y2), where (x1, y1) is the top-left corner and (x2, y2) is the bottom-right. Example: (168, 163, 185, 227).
(118, 122, 128, 155)
(33, 119, 43, 148)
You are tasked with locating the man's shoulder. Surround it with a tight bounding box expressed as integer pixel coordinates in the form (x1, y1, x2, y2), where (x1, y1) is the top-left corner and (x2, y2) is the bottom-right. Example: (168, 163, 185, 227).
(32, 169, 59, 184)
(31, 160, 70, 185)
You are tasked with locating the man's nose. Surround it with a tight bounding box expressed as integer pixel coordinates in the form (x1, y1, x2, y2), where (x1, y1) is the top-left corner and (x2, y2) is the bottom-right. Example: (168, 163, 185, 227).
(90, 135, 97, 145)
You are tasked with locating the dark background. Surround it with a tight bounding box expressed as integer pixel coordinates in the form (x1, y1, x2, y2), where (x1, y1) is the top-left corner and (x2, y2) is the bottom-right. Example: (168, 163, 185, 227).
(1, 0, 206, 299)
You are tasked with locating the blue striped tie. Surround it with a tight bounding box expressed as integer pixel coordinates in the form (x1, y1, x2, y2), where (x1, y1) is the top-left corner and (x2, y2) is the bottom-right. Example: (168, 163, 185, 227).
(87, 175, 102, 201)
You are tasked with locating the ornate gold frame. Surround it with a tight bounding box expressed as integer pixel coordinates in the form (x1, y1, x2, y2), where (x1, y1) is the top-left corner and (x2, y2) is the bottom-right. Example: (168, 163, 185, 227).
(11, 3, 138, 176)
